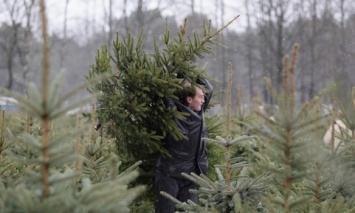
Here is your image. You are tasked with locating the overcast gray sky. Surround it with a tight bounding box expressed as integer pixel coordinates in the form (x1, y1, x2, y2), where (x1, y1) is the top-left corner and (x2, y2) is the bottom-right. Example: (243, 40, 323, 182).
(46, 0, 245, 36)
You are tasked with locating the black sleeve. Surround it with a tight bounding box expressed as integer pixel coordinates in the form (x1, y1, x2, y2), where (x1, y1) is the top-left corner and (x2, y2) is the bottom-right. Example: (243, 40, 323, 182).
(163, 97, 176, 108)
(201, 79, 213, 111)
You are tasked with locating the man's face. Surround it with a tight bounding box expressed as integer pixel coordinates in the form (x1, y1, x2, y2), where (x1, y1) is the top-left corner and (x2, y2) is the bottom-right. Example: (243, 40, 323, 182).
(187, 87, 205, 112)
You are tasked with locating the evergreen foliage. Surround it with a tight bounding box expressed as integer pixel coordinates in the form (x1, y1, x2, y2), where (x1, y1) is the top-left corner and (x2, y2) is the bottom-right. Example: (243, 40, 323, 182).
(0, 2, 145, 211)
(0, 70, 146, 212)
(252, 44, 324, 212)
(85, 16, 238, 208)
(1, 4, 354, 211)
(173, 135, 267, 213)
(160, 62, 268, 213)
(160, 44, 355, 213)
(85, 17, 238, 160)
(253, 44, 355, 212)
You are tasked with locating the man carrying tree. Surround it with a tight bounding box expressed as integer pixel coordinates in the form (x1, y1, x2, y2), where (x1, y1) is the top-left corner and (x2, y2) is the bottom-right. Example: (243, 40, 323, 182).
(154, 77, 213, 213)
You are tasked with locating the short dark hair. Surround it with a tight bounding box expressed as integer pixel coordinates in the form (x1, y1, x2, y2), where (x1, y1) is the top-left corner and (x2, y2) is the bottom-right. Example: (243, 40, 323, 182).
(177, 82, 205, 104)
(179, 84, 196, 100)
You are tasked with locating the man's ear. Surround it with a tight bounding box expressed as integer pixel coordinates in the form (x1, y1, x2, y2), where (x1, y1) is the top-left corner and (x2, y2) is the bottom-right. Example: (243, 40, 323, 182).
(186, 96, 192, 104)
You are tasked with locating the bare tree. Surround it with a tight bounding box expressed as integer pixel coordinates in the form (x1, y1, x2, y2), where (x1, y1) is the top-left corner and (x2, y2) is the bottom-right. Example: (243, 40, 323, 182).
(0, 0, 37, 91)
(255, 0, 295, 103)
(137, 0, 144, 30)
(102, 0, 113, 49)
(338, 0, 346, 75)
(271, 0, 291, 91)
(123, 0, 129, 33)
(220, 0, 228, 87)
(59, 0, 69, 70)
(1, 0, 23, 90)
(333, 0, 355, 85)
(295, 0, 322, 100)
(19, 0, 35, 92)
(190, 0, 195, 14)
(244, 0, 255, 101)
(308, 0, 320, 99)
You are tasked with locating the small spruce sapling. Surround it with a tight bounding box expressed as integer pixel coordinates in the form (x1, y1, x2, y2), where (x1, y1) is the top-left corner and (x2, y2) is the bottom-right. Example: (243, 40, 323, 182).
(0, 1, 145, 212)
(253, 44, 332, 212)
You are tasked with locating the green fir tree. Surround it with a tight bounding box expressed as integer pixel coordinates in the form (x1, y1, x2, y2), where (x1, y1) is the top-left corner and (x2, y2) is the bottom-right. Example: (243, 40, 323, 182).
(85, 16, 239, 208)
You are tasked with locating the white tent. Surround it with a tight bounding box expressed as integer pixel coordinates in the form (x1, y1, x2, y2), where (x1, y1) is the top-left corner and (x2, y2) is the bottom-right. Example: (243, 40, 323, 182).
(0, 96, 18, 112)
(0, 96, 18, 105)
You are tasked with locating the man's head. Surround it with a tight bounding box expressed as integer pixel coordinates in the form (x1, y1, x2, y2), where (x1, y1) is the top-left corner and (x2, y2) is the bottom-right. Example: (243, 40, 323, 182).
(179, 82, 205, 112)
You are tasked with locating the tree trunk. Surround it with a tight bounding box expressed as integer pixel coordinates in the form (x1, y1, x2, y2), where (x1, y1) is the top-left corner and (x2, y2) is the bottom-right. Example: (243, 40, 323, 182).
(107, 0, 113, 50)
(137, 0, 144, 30)
(245, 0, 254, 101)
(275, 6, 285, 92)
(123, 0, 129, 34)
(309, 0, 317, 99)
(190, 0, 195, 14)
(22, 0, 35, 93)
(339, 0, 346, 75)
(6, 45, 14, 90)
(59, 0, 70, 70)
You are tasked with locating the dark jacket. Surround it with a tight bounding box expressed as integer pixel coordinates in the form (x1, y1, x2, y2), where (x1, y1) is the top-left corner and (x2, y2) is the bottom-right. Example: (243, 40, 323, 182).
(156, 80, 213, 179)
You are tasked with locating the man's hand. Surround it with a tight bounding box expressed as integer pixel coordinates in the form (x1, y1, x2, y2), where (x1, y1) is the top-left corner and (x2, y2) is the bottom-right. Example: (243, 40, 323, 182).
(164, 97, 175, 108)
(176, 72, 184, 79)
(196, 75, 205, 85)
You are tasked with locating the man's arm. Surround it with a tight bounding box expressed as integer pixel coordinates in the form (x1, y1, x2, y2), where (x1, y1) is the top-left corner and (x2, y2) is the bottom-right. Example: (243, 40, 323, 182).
(163, 97, 176, 108)
(200, 79, 213, 111)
